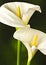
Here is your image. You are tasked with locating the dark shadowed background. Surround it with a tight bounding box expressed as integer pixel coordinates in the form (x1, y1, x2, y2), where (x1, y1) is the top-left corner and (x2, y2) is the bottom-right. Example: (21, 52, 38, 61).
(0, 0, 46, 65)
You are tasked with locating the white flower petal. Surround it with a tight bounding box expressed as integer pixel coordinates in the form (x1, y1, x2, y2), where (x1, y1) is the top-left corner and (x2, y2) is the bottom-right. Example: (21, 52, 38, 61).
(0, 2, 41, 27)
(31, 46, 36, 53)
(38, 40, 46, 55)
(14, 2, 41, 14)
(13, 27, 45, 44)
(13, 26, 36, 53)
(13, 27, 46, 56)
(13, 26, 31, 43)
(13, 2, 41, 24)
(0, 7, 25, 27)
(22, 4, 41, 24)
(22, 42, 33, 62)
(23, 42, 37, 62)
(2, 2, 17, 15)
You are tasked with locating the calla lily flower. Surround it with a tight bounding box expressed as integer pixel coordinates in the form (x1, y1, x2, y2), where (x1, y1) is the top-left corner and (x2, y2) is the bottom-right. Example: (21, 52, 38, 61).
(0, 2, 41, 27)
(13, 26, 46, 62)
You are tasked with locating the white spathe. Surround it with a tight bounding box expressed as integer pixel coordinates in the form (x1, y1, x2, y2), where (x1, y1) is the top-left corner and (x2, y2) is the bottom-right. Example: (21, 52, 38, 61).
(13, 27, 46, 55)
(0, 2, 41, 27)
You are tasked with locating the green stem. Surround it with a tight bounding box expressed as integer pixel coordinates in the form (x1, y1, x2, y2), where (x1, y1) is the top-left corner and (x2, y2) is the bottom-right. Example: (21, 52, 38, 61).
(17, 40, 21, 65)
(27, 60, 30, 65)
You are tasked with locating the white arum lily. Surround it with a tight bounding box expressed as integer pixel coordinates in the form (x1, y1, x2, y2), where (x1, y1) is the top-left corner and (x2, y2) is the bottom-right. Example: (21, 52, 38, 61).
(0, 2, 41, 65)
(0, 2, 41, 27)
(13, 26, 46, 63)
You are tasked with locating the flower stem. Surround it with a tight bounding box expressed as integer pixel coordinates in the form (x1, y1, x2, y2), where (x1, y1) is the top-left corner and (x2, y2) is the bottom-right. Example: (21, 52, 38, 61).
(17, 40, 21, 65)
(27, 60, 30, 65)
(27, 51, 32, 65)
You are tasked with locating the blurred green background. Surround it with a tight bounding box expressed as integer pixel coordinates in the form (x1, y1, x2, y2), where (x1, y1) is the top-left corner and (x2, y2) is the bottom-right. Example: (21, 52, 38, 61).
(0, 0, 46, 65)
